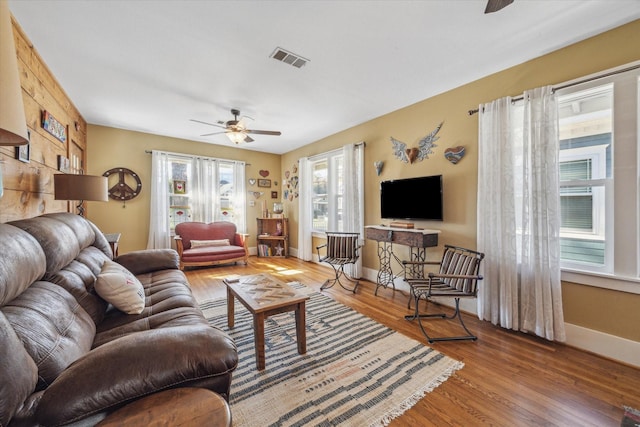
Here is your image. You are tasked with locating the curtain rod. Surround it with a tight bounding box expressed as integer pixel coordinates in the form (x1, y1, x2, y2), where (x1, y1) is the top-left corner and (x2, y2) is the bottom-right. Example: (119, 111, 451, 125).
(144, 150, 251, 166)
(468, 62, 640, 116)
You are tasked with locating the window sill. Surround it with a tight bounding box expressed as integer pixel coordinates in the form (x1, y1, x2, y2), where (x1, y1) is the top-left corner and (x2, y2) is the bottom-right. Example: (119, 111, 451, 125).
(561, 269, 640, 295)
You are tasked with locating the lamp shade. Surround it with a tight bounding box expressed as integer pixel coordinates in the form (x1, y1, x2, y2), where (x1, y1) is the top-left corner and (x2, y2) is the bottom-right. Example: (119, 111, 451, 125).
(0, 0, 29, 146)
(54, 174, 109, 202)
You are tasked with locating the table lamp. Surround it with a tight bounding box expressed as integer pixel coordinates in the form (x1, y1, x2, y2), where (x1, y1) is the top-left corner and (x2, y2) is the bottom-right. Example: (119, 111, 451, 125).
(54, 174, 108, 216)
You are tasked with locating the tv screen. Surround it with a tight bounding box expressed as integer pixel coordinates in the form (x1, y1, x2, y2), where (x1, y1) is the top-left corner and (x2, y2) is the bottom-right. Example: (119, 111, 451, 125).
(380, 175, 443, 221)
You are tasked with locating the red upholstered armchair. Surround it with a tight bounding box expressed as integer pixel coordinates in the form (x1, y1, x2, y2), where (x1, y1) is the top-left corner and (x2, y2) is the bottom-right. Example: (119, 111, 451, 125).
(174, 221, 249, 270)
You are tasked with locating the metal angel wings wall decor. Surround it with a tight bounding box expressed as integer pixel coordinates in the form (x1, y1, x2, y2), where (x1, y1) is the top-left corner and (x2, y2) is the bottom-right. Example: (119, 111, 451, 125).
(391, 121, 443, 164)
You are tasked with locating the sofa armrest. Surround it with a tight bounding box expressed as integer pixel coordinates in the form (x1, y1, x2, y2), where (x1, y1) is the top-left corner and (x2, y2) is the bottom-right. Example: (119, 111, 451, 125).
(115, 249, 180, 275)
(34, 325, 238, 426)
(234, 233, 249, 250)
(174, 235, 185, 257)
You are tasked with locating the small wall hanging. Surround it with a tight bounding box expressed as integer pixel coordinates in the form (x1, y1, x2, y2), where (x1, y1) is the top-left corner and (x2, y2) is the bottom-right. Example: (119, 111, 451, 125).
(15, 142, 30, 163)
(103, 167, 143, 204)
(248, 178, 256, 186)
(57, 155, 70, 173)
(249, 191, 264, 199)
(374, 161, 384, 176)
(444, 146, 466, 164)
(391, 121, 443, 164)
(42, 110, 67, 143)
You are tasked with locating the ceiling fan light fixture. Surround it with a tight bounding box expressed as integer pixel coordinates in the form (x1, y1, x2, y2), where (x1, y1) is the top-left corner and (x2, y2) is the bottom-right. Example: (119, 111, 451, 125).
(227, 131, 246, 144)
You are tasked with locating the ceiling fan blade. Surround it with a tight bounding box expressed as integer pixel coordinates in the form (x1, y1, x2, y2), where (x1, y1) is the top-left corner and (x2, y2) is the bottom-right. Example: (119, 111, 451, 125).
(245, 129, 282, 136)
(190, 119, 226, 129)
(485, 0, 514, 13)
(200, 131, 226, 137)
(244, 135, 254, 143)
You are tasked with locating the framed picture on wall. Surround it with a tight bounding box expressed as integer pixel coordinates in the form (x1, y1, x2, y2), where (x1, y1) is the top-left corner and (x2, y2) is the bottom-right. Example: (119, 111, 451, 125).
(258, 179, 271, 188)
(271, 191, 278, 199)
(15, 142, 30, 163)
(57, 155, 70, 173)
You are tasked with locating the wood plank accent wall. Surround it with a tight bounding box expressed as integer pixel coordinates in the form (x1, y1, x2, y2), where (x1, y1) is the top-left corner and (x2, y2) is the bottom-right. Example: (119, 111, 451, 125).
(0, 15, 86, 223)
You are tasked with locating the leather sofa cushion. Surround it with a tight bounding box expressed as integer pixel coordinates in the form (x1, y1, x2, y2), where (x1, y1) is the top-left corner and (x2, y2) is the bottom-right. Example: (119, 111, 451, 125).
(0, 312, 38, 426)
(115, 248, 180, 276)
(94, 268, 201, 347)
(9, 213, 112, 325)
(3, 281, 95, 390)
(34, 324, 237, 426)
(0, 223, 46, 306)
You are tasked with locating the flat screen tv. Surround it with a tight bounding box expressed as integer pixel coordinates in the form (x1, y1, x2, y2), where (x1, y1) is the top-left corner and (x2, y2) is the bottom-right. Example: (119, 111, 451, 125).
(380, 175, 443, 221)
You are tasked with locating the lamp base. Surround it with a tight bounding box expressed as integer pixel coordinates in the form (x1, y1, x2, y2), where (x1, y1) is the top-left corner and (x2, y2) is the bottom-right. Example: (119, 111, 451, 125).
(76, 200, 85, 217)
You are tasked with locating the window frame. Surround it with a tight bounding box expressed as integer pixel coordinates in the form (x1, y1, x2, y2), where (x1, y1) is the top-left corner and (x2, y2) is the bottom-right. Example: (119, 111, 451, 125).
(556, 62, 640, 294)
(310, 149, 344, 234)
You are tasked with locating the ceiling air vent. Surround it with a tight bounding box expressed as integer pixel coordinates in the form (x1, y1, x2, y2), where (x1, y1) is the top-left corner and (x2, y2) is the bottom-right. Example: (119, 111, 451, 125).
(270, 47, 309, 69)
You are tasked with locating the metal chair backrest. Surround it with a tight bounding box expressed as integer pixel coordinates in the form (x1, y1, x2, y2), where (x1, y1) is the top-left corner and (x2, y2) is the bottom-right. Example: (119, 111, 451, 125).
(326, 232, 360, 261)
(439, 245, 485, 295)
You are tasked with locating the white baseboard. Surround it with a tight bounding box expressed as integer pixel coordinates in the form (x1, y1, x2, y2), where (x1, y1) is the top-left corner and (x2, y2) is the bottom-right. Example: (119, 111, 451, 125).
(564, 323, 640, 367)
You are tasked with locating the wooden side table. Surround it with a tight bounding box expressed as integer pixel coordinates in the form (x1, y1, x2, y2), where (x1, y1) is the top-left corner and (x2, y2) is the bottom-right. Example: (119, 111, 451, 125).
(96, 387, 231, 427)
(104, 232, 121, 257)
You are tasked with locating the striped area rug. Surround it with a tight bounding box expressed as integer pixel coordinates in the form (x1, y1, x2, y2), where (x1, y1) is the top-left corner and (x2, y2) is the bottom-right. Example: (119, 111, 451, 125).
(201, 283, 463, 427)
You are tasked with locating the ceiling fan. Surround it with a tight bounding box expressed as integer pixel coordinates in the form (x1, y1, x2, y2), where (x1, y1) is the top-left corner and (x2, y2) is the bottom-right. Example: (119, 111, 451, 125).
(485, 0, 514, 13)
(190, 108, 281, 144)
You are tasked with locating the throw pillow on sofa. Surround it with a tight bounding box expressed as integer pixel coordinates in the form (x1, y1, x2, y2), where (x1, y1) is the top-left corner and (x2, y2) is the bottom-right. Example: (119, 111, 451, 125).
(94, 260, 145, 314)
(190, 239, 230, 248)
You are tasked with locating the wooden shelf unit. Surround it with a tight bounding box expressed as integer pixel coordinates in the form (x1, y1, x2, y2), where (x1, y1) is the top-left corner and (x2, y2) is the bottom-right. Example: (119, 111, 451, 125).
(256, 218, 289, 258)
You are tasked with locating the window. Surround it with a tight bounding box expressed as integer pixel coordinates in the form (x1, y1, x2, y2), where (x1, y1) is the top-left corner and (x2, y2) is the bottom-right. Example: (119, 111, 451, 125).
(169, 158, 192, 229)
(557, 64, 639, 283)
(166, 154, 245, 232)
(311, 150, 344, 232)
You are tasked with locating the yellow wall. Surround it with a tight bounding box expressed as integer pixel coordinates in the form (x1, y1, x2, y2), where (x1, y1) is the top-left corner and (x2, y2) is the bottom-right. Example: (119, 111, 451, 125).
(87, 125, 281, 254)
(280, 19, 640, 342)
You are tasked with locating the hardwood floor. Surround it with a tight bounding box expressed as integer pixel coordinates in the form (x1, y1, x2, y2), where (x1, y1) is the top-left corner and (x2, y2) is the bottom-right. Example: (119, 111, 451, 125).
(186, 257, 640, 427)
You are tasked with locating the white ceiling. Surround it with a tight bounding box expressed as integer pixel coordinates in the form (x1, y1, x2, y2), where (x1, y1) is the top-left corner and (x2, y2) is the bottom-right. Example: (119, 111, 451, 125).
(8, 0, 640, 154)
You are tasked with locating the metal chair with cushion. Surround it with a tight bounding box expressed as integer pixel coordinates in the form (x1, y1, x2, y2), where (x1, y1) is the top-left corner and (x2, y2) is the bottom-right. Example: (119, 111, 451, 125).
(403, 244, 485, 343)
(316, 232, 363, 293)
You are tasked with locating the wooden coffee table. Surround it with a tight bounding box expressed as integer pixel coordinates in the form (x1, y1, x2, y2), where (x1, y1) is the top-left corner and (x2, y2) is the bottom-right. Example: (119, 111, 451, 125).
(223, 273, 309, 370)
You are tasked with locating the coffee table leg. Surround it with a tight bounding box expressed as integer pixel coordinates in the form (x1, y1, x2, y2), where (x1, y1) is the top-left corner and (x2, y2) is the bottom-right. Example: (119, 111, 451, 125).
(254, 313, 266, 370)
(295, 301, 307, 355)
(227, 287, 235, 328)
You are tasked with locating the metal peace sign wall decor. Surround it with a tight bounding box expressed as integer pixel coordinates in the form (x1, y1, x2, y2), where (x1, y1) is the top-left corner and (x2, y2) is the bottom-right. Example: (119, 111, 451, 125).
(103, 167, 142, 202)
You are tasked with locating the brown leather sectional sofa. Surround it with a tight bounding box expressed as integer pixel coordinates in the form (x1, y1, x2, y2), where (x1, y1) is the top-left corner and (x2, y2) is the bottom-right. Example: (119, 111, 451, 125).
(0, 213, 238, 426)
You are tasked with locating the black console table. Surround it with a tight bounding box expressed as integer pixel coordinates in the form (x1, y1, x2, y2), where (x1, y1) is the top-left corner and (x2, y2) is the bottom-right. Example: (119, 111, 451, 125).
(364, 225, 440, 295)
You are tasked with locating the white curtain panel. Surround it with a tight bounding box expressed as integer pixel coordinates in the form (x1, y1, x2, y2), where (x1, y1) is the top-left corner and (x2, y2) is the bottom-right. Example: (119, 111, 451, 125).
(297, 157, 313, 261)
(231, 161, 247, 233)
(342, 143, 364, 278)
(146, 150, 171, 249)
(191, 157, 216, 223)
(477, 86, 566, 342)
